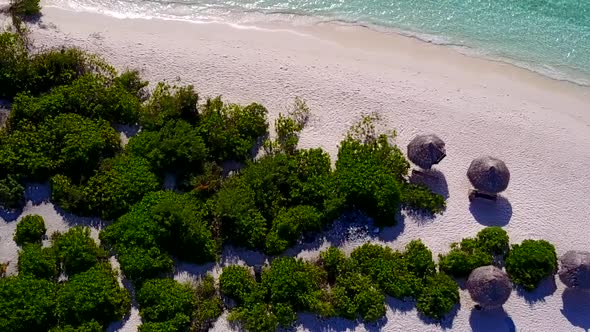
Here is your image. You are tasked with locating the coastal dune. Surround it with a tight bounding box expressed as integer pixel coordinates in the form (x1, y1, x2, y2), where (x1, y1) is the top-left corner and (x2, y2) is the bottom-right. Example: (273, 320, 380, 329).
(2, 4, 590, 331)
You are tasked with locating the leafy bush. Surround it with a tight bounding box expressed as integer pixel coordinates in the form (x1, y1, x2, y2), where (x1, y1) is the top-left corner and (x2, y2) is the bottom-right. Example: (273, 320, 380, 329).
(330, 272, 385, 322)
(350, 243, 423, 299)
(265, 205, 323, 255)
(0, 114, 120, 180)
(335, 135, 403, 226)
(52, 226, 107, 276)
(476, 226, 510, 256)
(219, 265, 257, 305)
(438, 238, 493, 278)
(9, 0, 41, 17)
(193, 275, 223, 331)
(0, 32, 29, 100)
(401, 183, 446, 215)
(0, 174, 25, 209)
(0, 276, 57, 331)
(197, 97, 268, 162)
(100, 191, 217, 281)
(56, 264, 131, 328)
(228, 302, 279, 332)
(17, 243, 58, 280)
(404, 240, 437, 279)
(52, 155, 160, 220)
(50, 320, 103, 332)
(416, 273, 459, 320)
(8, 74, 140, 129)
(126, 119, 207, 180)
(137, 278, 196, 331)
(13, 214, 46, 245)
(319, 247, 349, 284)
(139, 83, 199, 130)
(505, 239, 557, 291)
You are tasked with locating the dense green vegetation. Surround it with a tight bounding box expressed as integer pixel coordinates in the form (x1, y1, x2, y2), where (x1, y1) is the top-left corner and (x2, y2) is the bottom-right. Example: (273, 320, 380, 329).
(438, 227, 509, 278)
(13, 214, 46, 245)
(505, 239, 557, 291)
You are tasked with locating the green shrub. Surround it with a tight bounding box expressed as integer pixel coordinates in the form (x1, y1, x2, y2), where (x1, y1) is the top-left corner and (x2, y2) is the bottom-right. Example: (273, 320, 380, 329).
(319, 247, 349, 283)
(0, 175, 25, 209)
(139, 83, 199, 130)
(219, 265, 257, 305)
(265, 205, 323, 255)
(505, 239, 557, 291)
(13, 214, 46, 246)
(416, 273, 459, 320)
(52, 226, 107, 276)
(56, 264, 130, 328)
(401, 183, 446, 215)
(228, 302, 278, 332)
(137, 278, 196, 331)
(193, 275, 223, 331)
(476, 226, 510, 256)
(404, 240, 437, 279)
(438, 238, 493, 278)
(0, 276, 57, 331)
(52, 155, 160, 220)
(126, 119, 207, 179)
(17, 244, 58, 280)
(9, 0, 41, 17)
(0, 32, 29, 100)
(197, 97, 268, 162)
(331, 272, 385, 322)
(50, 320, 103, 332)
(100, 191, 217, 281)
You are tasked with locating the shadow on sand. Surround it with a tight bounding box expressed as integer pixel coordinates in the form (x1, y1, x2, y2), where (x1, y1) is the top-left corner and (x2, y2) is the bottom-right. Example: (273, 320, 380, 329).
(561, 288, 590, 331)
(469, 195, 512, 226)
(469, 307, 516, 332)
(409, 168, 449, 200)
(24, 182, 51, 205)
(516, 276, 557, 304)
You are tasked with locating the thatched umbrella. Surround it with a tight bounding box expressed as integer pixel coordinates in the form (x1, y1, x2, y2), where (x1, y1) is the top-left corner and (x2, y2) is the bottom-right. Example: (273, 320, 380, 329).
(467, 266, 512, 309)
(407, 134, 446, 170)
(559, 250, 590, 289)
(467, 156, 510, 194)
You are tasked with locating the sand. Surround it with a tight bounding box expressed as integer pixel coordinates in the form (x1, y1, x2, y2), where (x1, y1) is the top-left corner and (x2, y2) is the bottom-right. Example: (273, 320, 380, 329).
(1, 4, 590, 331)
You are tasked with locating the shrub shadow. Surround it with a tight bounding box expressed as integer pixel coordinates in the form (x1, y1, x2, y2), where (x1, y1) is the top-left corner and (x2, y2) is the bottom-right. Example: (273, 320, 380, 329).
(0, 207, 22, 222)
(386, 296, 415, 314)
(417, 301, 461, 329)
(469, 307, 516, 332)
(173, 259, 217, 280)
(561, 288, 590, 330)
(409, 169, 449, 199)
(54, 206, 107, 229)
(107, 277, 137, 332)
(469, 195, 512, 226)
(24, 181, 51, 205)
(113, 123, 140, 139)
(296, 312, 384, 332)
(221, 245, 269, 267)
(516, 276, 557, 304)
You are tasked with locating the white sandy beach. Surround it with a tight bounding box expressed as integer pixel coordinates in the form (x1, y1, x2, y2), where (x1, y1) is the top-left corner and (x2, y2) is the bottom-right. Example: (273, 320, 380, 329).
(2, 4, 590, 331)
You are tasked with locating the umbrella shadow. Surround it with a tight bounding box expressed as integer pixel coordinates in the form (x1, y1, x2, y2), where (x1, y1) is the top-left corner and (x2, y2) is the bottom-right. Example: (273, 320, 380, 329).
(469, 195, 512, 226)
(469, 307, 516, 332)
(409, 169, 449, 200)
(561, 288, 590, 331)
(516, 276, 557, 304)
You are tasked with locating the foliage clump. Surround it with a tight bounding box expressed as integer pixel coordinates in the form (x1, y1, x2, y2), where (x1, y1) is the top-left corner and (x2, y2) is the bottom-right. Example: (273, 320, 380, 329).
(56, 264, 131, 328)
(13, 214, 46, 246)
(101, 191, 218, 281)
(52, 226, 107, 277)
(438, 227, 511, 278)
(51, 154, 160, 220)
(137, 278, 196, 332)
(416, 273, 460, 320)
(17, 243, 59, 280)
(0, 175, 24, 209)
(505, 239, 557, 291)
(0, 276, 57, 331)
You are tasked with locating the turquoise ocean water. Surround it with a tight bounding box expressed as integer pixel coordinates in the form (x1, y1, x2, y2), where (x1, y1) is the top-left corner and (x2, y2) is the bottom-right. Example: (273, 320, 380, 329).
(52, 0, 590, 85)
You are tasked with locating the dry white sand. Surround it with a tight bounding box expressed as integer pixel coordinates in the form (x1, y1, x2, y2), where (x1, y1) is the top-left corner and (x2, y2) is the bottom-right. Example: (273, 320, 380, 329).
(1, 4, 590, 331)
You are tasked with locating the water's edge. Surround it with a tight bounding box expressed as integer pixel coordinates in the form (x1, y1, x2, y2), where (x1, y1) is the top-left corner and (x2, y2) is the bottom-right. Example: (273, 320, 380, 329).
(43, 1, 590, 87)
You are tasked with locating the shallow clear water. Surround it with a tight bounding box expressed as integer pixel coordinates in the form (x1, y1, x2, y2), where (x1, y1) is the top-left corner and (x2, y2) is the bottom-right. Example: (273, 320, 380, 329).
(51, 0, 590, 85)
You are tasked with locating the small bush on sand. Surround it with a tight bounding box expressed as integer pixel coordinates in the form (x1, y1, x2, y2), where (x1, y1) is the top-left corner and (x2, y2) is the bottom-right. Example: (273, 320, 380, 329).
(137, 278, 196, 331)
(416, 273, 460, 320)
(13, 214, 46, 246)
(505, 239, 557, 291)
(9, 0, 41, 17)
(17, 243, 58, 280)
(438, 238, 493, 278)
(476, 226, 510, 257)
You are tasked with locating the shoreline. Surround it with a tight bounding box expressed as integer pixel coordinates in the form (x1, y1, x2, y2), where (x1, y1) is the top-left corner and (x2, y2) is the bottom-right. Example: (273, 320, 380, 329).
(42, 0, 590, 87)
(3, 5, 590, 332)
